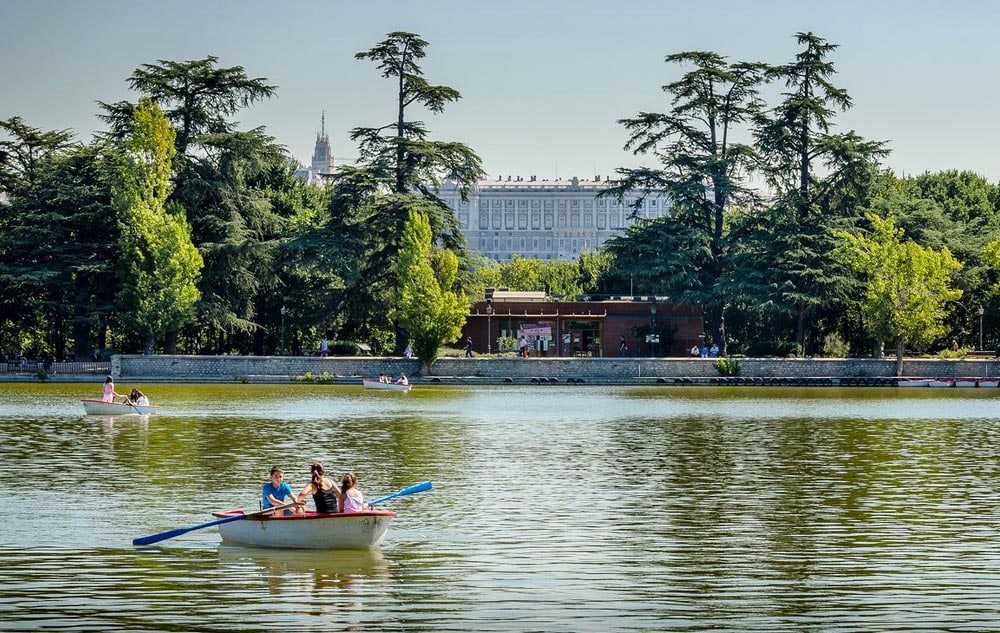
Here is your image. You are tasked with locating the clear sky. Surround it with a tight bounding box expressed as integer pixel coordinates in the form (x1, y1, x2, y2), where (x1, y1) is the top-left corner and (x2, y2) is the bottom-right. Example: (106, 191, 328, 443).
(3, 0, 999, 183)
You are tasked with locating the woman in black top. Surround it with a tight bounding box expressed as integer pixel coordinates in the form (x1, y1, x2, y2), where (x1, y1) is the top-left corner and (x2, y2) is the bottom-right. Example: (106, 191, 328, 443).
(295, 461, 341, 513)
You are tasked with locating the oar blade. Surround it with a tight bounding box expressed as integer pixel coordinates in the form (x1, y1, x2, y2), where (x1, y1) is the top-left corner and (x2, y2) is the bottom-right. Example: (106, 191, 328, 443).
(133, 526, 194, 547)
(369, 480, 432, 506)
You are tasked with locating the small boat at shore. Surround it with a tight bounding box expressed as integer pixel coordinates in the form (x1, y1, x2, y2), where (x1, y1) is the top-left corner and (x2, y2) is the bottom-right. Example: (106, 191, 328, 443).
(82, 398, 157, 415)
(362, 377, 411, 392)
(896, 379, 931, 387)
(896, 378, 998, 388)
(210, 509, 396, 549)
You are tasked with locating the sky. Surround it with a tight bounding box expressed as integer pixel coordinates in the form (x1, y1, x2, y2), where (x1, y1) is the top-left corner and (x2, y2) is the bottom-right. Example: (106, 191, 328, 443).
(3, 0, 1000, 184)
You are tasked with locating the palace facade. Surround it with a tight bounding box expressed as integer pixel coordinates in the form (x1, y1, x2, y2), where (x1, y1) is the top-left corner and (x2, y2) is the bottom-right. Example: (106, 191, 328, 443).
(437, 176, 670, 262)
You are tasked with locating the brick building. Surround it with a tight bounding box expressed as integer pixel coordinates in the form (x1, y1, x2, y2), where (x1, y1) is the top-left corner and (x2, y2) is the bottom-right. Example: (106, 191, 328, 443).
(461, 291, 703, 357)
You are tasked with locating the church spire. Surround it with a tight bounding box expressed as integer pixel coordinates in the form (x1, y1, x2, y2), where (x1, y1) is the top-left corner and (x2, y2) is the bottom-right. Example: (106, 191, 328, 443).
(311, 112, 333, 175)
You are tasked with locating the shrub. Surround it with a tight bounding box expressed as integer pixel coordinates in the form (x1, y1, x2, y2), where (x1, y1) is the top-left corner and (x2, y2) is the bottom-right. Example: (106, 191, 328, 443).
(714, 358, 741, 377)
(329, 341, 359, 356)
(822, 333, 850, 358)
(746, 340, 802, 357)
(937, 347, 969, 359)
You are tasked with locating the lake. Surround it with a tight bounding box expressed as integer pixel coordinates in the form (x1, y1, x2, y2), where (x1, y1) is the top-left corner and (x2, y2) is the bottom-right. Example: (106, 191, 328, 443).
(1, 382, 998, 631)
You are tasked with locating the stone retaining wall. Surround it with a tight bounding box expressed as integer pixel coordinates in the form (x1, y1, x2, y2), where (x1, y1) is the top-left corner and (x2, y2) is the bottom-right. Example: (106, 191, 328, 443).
(115, 354, 1000, 382)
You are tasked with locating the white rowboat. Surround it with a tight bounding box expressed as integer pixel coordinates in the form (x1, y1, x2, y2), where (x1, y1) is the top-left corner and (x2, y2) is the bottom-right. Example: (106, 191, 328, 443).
(210, 510, 396, 549)
(362, 378, 411, 392)
(82, 399, 157, 415)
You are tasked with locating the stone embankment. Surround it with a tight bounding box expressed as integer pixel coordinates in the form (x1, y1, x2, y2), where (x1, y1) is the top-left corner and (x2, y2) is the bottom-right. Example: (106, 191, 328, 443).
(83, 354, 1000, 386)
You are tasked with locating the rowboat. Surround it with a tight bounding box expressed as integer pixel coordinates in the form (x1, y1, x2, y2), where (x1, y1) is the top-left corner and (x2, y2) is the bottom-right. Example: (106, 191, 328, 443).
(927, 379, 955, 388)
(954, 377, 979, 388)
(896, 379, 931, 387)
(362, 377, 411, 392)
(210, 509, 396, 549)
(977, 379, 999, 388)
(82, 398, 157, 415)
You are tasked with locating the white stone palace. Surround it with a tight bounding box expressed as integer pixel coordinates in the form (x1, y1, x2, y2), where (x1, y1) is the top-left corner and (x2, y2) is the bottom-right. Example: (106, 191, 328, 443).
(437, 176, 670, 261)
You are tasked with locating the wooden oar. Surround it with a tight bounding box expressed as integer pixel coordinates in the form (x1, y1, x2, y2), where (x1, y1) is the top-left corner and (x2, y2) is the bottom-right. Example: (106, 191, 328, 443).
(133, 501, 296, 547)
(369, 480, 432, 506)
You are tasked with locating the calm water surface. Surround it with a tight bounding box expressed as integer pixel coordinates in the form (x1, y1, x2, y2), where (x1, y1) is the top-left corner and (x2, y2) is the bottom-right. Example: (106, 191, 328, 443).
(1, 383, 999, 631)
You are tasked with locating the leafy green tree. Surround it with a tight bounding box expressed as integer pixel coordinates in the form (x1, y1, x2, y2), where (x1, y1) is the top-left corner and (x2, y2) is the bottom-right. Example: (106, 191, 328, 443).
(605, 51, 766, 354)
(100, 57, 289, 354)
(836, 213, 962, 374)
(113, 98, 202, 353)
(393, 204, 468, 373)
(868, 171, 997, 348)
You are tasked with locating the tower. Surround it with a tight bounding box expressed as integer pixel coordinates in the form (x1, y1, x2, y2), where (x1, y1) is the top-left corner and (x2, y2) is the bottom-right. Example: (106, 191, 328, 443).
(311, 112, 334, 175)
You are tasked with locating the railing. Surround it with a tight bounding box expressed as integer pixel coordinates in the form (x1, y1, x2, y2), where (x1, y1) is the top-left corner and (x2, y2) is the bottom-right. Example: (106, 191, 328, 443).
(0, 361, 111, 375)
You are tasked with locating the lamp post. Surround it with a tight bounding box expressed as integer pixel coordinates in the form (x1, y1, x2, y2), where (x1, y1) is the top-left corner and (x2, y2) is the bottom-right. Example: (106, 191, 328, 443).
(978, 306, 985, 350)
(486, 304, 494, 354)
(650, 297, 658, 357)
(280, 305, 287, 356)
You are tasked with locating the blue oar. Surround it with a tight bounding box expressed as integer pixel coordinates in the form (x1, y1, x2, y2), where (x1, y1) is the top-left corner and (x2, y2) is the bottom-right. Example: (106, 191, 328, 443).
(369, 480, 432, 506)
(133, 501, 296, 547)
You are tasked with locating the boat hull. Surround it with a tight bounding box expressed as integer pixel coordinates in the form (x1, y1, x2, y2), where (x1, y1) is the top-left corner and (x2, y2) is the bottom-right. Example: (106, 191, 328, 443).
(896, 379, 930, 387)
(362, 378, 411, 392)
(211, 510, 396, 549)
(82, 399, 157, 415)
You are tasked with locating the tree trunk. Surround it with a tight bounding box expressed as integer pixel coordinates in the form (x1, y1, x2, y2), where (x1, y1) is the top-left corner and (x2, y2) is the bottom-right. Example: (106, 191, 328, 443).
(795, 305, 806, 356)
(163, 330, 178, 354)
(895, 338, 904, 377)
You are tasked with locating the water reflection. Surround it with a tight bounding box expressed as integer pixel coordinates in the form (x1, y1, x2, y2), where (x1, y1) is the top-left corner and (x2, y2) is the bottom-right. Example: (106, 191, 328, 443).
(3, 384, 1000, 631)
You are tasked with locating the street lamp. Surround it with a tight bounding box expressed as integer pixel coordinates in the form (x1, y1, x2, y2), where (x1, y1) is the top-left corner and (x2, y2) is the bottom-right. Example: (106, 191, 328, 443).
(280, 305, 287, 356)
(978, 306, 985, 350)
(650, 297, 658, 357)
(486, 303, 494, 354)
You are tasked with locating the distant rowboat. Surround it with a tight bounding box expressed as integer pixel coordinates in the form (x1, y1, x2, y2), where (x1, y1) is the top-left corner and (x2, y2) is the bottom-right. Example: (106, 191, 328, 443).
(82, 399, 157, 415)
(362, 378, 411, 392)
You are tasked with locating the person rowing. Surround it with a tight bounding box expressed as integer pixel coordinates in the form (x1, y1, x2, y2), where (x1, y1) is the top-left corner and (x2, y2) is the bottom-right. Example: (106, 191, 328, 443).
(295, 461, 341, 514)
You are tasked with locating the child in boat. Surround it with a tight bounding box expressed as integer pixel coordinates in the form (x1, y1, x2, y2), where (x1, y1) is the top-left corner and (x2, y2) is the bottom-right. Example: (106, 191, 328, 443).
(134, 390, 150, 406)
(101, 376, 123, 403)
(295, 461, 341, 514)
(262, 466, 299, 516)
(339, 473, 365, 513)
(394, 373, 408, 385)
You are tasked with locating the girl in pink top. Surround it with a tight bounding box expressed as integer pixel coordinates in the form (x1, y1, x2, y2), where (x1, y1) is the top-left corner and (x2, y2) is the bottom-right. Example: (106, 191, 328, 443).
(101, 376, 122, 403)
(339, 472, 365, 513)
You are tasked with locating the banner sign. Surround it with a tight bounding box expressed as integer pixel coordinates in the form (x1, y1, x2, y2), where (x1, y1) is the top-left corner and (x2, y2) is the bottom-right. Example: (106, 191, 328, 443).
(518, 323, 552, 338)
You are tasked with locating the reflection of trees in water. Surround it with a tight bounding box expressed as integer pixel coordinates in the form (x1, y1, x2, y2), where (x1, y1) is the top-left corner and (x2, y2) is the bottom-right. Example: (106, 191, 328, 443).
(218, 546, 393, 618)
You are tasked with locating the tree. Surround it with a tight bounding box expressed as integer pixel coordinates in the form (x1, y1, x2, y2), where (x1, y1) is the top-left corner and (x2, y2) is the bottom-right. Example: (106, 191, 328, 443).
(0, 120, 119, 359)
(113, 98, 202, 353)
(353, 32, 483, 199)
(100, 57, 289, 354)
(605, 51, 766, 355)
(393, 204, 468, 373)
(836, 213, 962, 375)
(736, 33, 887, 353)
(325, 32, 485, 351)
(99, 56, 276, 156)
